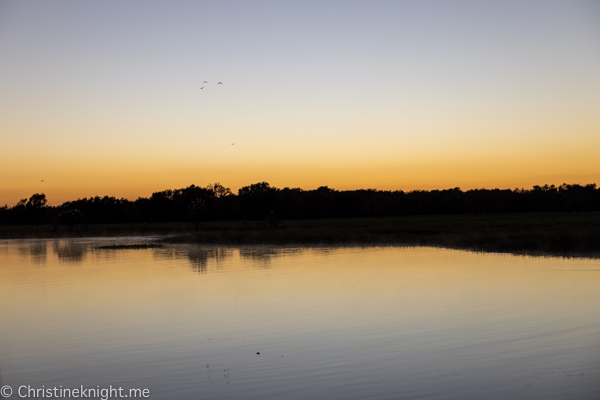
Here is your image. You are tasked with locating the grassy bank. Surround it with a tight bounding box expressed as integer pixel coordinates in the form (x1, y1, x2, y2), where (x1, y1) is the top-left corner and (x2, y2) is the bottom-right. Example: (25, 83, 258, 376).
(2, 212, 599, 258)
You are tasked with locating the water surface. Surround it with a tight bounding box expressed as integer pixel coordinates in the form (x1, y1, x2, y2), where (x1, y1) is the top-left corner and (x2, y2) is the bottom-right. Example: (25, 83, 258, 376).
(1, 239, 599, 399)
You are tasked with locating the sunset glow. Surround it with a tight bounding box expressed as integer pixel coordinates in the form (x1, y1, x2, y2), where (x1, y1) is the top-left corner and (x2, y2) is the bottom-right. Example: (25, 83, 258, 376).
(1, 1, 599, 205)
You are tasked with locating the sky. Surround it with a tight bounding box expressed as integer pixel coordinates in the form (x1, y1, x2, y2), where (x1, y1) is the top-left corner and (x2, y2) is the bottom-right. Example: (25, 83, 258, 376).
(1, 0, 599, 205)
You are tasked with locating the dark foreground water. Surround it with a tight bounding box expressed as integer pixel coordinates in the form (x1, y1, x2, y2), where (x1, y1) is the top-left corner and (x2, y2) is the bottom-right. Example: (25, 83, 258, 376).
(1, 239, 599, 400)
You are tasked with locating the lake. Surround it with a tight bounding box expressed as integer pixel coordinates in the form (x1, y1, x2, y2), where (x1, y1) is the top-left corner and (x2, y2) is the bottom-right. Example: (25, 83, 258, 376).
(1, 239, 599, 399)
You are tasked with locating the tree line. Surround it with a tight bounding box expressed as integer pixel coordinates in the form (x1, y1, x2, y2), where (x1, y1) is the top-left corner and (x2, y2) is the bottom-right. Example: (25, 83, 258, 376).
(1, 182, 599, 226)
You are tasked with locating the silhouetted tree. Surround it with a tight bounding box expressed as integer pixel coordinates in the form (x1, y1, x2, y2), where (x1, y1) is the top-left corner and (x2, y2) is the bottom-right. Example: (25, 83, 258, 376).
(3, 182, 600, 226)
(188, 198, 207, 230)
(207, 182, 232, 198)
(238, 182, 277, 219)
(25, 193, 48, 225)
(57, 209, 85, 231)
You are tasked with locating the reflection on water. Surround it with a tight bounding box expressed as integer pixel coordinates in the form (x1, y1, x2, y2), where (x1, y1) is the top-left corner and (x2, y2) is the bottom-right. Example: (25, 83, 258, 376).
(238, 247, 304, 269)
(184, 247, 233, 274)
(16, 241, 48, 265)
(1, 239, 599, 400)
(53, 240, 87, 263)
(5, 239, 353, 273)
(151, 246, 234, 274)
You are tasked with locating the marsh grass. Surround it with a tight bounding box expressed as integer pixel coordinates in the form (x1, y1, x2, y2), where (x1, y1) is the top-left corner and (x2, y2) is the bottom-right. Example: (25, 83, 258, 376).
(2, 212, 599, 257)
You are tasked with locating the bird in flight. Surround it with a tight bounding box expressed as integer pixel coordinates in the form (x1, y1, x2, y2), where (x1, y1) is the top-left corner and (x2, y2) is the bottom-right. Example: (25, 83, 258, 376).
(218, 82, 223, 85)
(231, 143, 234, 145)
(41, 180, 44, 182)
(200, 87, 204, 89)
(202, 81, 208, 83)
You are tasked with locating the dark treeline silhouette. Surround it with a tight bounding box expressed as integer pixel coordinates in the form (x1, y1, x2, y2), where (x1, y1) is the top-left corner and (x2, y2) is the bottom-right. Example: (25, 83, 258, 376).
(1, 182, 599, 227)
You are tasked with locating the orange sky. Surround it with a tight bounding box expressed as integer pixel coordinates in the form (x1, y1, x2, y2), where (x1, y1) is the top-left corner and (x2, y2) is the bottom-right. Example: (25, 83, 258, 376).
(1, 1, 599, 206)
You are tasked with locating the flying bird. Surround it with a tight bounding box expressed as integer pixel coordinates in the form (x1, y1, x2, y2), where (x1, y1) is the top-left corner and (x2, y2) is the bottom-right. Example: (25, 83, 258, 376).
(218, 82, 223, 85)
(202, 81, 208, 83)
(231, 143, 234, 145)
(41, 180, 44, 182)
(200, 87, 204, 89)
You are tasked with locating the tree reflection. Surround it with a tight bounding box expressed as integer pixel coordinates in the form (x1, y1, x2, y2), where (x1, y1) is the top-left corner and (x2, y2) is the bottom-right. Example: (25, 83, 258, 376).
(29, 242, 48, 264)
(186, 247, 233, 274)
(16, 241, 48, 265)
(238, 247, 302, 269)
(52, 240, 86, 263)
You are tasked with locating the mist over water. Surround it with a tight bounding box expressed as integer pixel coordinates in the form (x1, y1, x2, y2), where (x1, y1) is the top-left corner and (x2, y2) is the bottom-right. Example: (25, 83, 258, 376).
(1, 239, 599, 399)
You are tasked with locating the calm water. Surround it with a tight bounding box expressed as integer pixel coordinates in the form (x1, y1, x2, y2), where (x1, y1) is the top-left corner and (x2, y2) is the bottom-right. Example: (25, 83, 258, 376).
(1, 239, 599, 400)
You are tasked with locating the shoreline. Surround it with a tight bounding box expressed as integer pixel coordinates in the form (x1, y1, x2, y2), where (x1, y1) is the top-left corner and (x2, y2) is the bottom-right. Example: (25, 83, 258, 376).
(2, 212, 599, 259)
